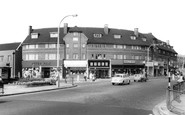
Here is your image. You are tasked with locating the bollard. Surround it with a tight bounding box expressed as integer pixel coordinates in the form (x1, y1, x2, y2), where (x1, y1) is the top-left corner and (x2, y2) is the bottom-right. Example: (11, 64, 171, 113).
(72, 77, 74, 86)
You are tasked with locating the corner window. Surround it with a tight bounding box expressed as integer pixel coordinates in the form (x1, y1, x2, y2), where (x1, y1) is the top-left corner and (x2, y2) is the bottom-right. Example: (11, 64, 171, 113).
(31, 33, 39, 39)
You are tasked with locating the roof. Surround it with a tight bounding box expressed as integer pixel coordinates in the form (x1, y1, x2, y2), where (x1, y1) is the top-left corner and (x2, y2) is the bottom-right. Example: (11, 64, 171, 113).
(23, 26, 150, 46)
(0, 42, 21, 51)
(23, 26, 177, 53)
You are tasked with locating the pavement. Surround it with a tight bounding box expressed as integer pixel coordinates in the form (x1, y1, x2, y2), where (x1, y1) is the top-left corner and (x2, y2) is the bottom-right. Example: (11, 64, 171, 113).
(0, 78, 111, 97)
(153, 90, 185, 115)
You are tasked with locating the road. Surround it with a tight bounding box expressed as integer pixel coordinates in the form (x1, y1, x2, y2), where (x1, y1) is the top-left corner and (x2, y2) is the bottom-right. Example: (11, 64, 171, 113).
(0, 78, 168, 115)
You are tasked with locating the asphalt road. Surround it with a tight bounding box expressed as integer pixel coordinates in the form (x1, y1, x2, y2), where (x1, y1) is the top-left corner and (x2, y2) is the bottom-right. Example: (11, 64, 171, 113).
(0, 78, 168, 115)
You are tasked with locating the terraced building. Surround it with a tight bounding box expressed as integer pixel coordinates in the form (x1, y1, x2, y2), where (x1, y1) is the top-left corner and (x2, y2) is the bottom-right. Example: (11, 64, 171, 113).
(22, 24, 177, 78)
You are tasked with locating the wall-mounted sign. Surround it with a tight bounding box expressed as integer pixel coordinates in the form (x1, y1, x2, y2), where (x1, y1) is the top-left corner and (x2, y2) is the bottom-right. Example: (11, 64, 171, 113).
(88, 60, 110, 68)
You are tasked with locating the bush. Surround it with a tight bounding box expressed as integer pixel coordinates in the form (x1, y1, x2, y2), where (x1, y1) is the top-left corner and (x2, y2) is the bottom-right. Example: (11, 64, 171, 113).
(26, 81, 51, 87)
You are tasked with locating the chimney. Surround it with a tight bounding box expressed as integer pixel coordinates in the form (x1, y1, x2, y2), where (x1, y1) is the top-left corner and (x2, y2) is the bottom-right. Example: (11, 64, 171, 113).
(166, 40, 170, 45)
(104, 24, 109, 34)
(64, 23, 68, 34)
(29, 26, 32, 35)
(134, 28, 139, 37)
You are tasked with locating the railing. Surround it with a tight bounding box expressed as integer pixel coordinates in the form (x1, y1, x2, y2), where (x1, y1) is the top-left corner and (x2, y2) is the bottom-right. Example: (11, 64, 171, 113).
(166, 80, 185, 115)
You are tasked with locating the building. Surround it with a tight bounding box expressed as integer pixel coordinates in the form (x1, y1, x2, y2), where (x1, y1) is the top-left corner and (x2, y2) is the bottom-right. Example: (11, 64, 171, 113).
(21, 24, 177, 79)
(0, 42, 22, 83)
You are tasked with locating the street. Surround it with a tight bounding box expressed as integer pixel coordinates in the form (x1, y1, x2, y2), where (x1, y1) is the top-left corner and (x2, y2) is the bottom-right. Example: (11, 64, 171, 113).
(0, 78, 167, 115)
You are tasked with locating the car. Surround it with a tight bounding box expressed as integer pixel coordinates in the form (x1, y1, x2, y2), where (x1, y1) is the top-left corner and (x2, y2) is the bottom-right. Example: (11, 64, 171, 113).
(111, 74, 131, 85)
(134, 74, 147, 82)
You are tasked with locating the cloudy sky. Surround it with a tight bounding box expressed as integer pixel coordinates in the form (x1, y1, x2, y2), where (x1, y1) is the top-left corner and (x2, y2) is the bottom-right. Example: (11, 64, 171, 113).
(0, 0, 184, 55)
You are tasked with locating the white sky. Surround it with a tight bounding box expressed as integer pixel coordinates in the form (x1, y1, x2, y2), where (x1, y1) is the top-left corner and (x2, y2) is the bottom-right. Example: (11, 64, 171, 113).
(0, 0, 185, 55)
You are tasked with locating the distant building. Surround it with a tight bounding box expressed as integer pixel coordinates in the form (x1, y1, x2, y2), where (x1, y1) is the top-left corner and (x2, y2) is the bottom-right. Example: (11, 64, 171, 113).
(21, 24, 177, 79)
(0, 42, 22, 83)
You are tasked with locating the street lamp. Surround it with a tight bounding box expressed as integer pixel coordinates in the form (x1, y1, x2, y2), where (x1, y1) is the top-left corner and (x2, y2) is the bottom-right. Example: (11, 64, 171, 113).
(57, 14, 78, 88)
(146, 43, 162, 77)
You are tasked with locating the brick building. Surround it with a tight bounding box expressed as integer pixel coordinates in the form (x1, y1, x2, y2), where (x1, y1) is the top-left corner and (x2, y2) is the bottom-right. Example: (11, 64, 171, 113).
(0, 42, 22, 83)
(21, 24, 177, 79)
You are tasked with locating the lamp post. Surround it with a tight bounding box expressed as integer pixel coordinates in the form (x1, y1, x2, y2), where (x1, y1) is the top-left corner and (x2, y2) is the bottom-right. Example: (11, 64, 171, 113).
(57, 14, 78, 88)
(146, 43, 162, 77)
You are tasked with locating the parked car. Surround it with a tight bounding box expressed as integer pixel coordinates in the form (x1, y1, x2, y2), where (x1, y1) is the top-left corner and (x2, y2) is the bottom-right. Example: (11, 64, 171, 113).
(111, 74, 131, 85)
(134, 74, 147, 82)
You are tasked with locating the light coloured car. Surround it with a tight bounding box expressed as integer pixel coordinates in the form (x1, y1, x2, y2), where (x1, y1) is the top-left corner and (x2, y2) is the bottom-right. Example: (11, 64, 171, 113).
(111, 74, 131, 85)
(134, 74, 147, 82)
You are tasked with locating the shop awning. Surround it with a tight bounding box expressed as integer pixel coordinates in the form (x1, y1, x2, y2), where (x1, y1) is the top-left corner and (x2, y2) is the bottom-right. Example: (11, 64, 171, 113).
(64, 60, 87, 68)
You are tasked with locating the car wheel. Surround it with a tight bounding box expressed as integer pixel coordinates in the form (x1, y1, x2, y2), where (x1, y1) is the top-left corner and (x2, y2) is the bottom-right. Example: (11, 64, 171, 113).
(128, 80, 130, 84)
(112, 83, 115, 85)
(134, 80, 136, 82)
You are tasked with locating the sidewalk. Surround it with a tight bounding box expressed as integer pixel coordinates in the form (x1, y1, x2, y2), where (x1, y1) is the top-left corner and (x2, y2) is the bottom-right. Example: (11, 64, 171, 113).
(0, 82, 77, 97)
(0, 78, 111, 97)
(153, 95, 185, 115)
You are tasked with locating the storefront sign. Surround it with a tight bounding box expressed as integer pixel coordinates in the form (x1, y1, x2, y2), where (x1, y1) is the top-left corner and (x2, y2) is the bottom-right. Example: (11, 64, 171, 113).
(123, 60, 135, 64)
(145, 62, 154, 67)
(88, 60, 110, 68)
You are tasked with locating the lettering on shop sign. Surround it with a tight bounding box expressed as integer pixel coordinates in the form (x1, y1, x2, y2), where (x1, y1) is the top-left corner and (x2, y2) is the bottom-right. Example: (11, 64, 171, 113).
(32, 62, 51, 66)
(88, 60, 110, 68)
(123, 60, 135, 63)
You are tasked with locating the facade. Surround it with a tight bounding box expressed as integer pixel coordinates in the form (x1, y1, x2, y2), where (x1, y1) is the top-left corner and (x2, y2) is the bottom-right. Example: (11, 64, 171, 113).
(22, 24, 177, 79)
(0, 42, 22, 82)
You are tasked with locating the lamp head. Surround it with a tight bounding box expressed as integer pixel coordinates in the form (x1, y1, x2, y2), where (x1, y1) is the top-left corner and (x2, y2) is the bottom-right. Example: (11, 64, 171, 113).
(72, 14, 78, 17)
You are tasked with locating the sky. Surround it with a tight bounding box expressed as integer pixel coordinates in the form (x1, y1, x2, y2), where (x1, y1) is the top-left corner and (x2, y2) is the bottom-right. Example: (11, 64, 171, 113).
(0, 0, 185, 55)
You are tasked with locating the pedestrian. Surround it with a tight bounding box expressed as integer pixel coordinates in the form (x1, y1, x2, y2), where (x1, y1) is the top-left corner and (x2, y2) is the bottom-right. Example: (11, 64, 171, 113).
(84, 72, 87, 81)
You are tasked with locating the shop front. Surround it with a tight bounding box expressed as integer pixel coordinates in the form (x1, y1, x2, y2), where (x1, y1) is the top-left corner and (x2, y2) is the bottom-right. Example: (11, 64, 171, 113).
(88, 59, 111, 79)
(22, 60, 58, 78)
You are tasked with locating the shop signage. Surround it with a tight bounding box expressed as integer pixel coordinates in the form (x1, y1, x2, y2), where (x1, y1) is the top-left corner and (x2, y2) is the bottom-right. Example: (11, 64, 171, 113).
(145, 62, 154, 67)
(88, 60, 110, 68)
(32, 62, 51, 66)
(123, 60, 135, 63)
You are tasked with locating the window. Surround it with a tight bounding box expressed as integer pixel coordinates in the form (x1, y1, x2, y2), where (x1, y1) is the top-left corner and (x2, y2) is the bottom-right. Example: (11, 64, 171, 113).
(142, 38, 147, 41)
(26, 54, 38, 60)
(82, 53, 86, 59)
(117, 55, 123, 59)
(73, 37, 78, 41)
(31, 33, 39, 39)
(73, 54, 78, 59)
(113, 55, 116, 59)
(113, 45, 116, 48)
(50, 32, 58, 38)
(82, 44, 86, 48)
(25, 44, 38, 49)
(0, 56, 4, 62)
(130, 36, 136, 40)
(73, 32, 79, 36)
(114, 34, 121, 39)
(93, 34, 102, 38)
(123, 45, 126, 49)
(73, 44, 78, 48)
(49, 54, 56, 60)
(66, 54, 69, 59)
(117, 45, 123, 49)
(7, 55, 11, 62)
(66, 44, 69, 48)
(49, 44, 56, 48)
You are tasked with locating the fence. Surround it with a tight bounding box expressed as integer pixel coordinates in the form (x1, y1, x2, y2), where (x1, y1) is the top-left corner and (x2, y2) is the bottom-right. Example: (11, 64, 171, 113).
(166, 80, 185, 115)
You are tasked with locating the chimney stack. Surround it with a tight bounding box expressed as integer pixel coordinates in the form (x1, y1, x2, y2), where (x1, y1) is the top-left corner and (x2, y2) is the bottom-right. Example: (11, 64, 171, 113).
(29, 26, 32, 35)
(134, 28, 139, 37)
(64, 23, 68, 34)
(166, 40, 170, 45)
(104, 24, 109, 34)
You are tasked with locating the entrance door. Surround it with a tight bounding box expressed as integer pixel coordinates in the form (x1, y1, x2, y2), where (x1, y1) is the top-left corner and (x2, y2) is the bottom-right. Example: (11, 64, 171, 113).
(42, 67, 50, 78)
